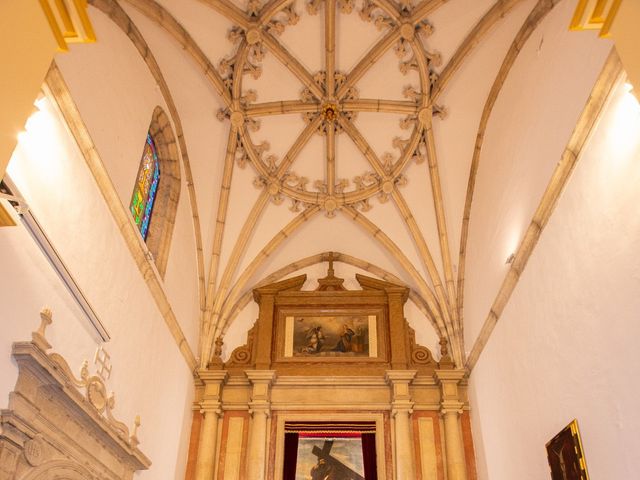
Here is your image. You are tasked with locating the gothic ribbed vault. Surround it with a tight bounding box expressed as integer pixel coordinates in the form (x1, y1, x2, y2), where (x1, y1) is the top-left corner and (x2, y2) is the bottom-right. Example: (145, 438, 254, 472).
(57, 0, 611, 371)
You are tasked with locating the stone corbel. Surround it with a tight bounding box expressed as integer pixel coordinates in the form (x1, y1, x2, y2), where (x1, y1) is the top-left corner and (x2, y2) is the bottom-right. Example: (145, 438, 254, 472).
(246, 370, 276, 416)
(385, 369, 417, 415)
(198, 369, 228, 415)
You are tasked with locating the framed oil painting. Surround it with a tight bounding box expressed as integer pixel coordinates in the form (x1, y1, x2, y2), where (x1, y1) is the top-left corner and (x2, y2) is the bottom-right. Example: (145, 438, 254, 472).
(546, 420, 590, 480)
(283, 422, 377, 480)
(296, 436, 365, 480)
(283, 314, 378, 358)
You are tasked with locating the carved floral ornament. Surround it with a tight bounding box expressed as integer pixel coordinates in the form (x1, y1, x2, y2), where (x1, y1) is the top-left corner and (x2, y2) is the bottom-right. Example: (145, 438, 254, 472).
(31, 308, 142, 448)
(215, 0, 446, 216)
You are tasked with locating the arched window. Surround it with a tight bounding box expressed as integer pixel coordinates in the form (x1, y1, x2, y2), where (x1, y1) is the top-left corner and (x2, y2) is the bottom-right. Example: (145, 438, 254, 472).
(129, 107, 180, 278)
(130, 133, 160, 240)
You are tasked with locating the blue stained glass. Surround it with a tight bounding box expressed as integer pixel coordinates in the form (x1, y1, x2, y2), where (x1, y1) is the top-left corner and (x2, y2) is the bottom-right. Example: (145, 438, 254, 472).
(130, 133, 160, 240)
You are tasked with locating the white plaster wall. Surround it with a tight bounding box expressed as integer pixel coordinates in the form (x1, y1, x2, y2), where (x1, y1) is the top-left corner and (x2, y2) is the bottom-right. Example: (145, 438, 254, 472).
(55, 8, 201, 353)
(469, 80, 640, 479)
(1, 95, 194, 479)
(463, 2, 612, 350)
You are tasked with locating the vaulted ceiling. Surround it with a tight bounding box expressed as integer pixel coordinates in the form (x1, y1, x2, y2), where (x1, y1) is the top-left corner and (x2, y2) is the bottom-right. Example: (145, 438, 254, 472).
(55, 0, 612, 370)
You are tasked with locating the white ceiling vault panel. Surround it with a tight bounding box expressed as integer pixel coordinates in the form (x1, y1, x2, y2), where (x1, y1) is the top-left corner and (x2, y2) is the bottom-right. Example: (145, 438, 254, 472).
(431, 0, 537, 267)
(57, 0, 614, 369)
(154, 0, 234, 66)
(427, 0, 496, 66)
(278, 2, 324, 73)
(335, 1, 387, 73)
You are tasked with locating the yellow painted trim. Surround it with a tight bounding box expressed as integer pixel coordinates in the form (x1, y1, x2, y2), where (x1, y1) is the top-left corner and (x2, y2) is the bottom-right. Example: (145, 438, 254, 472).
(38, 0, 69, 52)
(590, 0, 610, 24)
(569, 419, 591, 480)
(0, 203, 17, 227)
(72, 0, 97, 42)
(55, 0, 76, 36)
(570, 0, 590, 30)
(600, 0, 622, 37)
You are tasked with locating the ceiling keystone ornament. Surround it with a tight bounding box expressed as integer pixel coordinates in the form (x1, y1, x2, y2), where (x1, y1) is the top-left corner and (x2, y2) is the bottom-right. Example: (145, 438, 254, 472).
(215, 0, 446, 216)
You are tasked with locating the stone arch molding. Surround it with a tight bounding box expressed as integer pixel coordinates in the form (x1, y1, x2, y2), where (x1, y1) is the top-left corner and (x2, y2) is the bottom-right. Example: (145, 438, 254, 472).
(142, 105, 181, 277)
(19, 460, 92, 480)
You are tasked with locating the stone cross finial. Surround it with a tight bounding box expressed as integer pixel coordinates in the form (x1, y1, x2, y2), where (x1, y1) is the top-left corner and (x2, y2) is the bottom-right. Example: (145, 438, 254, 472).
(94, 346, 112, 381)
(130, 415, 141, 448)
(327, 251, 335, 277)
(32, 307, 53, 351)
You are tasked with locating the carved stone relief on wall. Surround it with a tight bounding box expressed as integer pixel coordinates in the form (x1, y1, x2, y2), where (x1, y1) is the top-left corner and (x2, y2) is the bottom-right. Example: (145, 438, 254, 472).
(0, 308, 150, 480)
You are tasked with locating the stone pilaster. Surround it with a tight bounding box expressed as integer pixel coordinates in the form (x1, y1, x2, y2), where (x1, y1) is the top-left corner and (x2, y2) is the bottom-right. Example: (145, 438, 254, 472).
(386, 370, 417, 479)
(245, 370, 276, 480)
(435, 369, 467, 480)
(194, 370, 227, 480)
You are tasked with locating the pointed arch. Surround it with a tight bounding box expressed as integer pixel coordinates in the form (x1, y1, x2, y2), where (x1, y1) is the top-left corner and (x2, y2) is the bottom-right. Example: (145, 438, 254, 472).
(131, 106, 181, 277)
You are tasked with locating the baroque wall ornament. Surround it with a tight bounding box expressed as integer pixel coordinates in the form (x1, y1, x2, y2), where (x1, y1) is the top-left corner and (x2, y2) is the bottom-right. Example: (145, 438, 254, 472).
(215, 0, 446, 216)
(0, 308, 150, 479)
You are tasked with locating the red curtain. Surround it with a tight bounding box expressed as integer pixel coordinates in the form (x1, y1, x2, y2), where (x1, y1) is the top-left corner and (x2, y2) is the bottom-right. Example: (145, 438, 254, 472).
(283, 432, 299, 480)
(361, 433, 378, 480)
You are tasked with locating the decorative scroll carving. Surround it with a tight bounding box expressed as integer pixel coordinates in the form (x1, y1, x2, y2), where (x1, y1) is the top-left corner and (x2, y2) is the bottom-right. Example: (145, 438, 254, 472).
(407, 323, 436, 371)
(226, 322, 257, 367)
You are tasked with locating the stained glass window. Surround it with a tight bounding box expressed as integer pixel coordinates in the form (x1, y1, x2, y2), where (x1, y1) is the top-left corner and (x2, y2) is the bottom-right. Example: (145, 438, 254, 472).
(130, 133, 160, 240)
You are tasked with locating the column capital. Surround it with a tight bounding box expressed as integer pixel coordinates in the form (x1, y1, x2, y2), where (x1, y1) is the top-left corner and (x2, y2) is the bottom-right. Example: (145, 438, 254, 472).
(248, 405, 272, 418)
(440, 401, 464, 417)
(391, 400, 414, 417)
(199, 401, 222, 417)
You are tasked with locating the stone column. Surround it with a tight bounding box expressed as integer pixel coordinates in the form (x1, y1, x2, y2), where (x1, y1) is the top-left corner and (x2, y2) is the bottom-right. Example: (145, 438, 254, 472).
(386, 370, 417, 480)
(195, 370, 227, 480)
(245, 370, 276, 480)
(435, 369, 467, 480)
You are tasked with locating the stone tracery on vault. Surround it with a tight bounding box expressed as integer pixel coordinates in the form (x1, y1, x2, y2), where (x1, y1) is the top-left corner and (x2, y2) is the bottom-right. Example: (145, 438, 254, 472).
(214, 0, 446, 217)
(182, 0, 473, 370)
(109, 0, 560, 372)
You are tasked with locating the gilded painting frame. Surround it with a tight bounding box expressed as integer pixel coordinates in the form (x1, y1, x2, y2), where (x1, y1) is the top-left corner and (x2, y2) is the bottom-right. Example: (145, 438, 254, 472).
(546, 419, 590, 480)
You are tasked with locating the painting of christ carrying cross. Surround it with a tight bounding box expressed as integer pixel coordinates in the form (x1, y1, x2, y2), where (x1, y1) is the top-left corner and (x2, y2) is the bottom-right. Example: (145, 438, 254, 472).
(283, 422, 378, 480)
(296, 437, 364, 480)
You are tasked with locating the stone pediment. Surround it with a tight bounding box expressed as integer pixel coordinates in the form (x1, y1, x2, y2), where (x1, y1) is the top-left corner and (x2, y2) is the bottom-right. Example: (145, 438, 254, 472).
(0, 309, 150, 480)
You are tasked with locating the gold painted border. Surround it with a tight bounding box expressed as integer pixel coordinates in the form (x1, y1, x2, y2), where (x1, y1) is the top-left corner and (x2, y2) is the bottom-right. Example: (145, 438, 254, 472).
(38, 0, 68, 51)
(600, 0, 622, 37)
(0, 202, 17, 227)
(546, 419, 590, 480)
